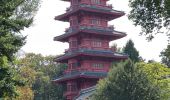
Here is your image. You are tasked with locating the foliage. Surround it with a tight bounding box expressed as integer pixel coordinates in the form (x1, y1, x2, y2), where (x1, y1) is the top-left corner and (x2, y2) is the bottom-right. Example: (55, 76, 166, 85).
(17, 53, 66, 100)
(0, 58, 24, 98)
(123, 39, 140, 63)
(129, 0, 170, 40)
(93, 60, 161, 100)
(160, 45, 170, 67)
(15, 86, 34, 100)
(137, 62, 170, 99)
(110, 43, 122, 52)
(0, 0, 40, 61)
(0, 0, 40, 98)
(14, 66, 36, 100)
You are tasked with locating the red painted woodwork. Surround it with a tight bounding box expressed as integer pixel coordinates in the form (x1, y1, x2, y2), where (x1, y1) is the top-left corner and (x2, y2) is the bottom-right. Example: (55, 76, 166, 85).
(70, 0, 111, 8)
(54, 0, 127, 100)
(64, 59, 110, 74)
(68, 37, 110, 51)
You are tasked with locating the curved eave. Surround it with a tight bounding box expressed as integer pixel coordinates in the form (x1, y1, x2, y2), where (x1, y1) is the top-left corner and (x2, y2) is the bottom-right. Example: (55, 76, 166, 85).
(55, 7, 125, 22)
(52, 72, 107, 83)
(52, 75, 103, 83)
(54, 30, 127, 42)
(54, 52, 128, 63)
(74, 86, 96, 100)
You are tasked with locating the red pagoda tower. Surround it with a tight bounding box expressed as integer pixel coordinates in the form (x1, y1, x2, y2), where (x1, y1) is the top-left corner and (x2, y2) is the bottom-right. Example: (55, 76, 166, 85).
(53, 0, 128, 100)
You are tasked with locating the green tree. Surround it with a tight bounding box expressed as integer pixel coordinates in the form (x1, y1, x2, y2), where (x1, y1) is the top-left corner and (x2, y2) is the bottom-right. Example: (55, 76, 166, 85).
(129, 0, 170, 40)
(0, 0, 40, 98)
(17, 53, 66, 100)
(0, 57, 24, 98)
(110, 43, 122, 52)
(160, 45, 170, 67)
(123, 39, 140, 63)
(137, 62, 170, 99)
(93, 60, 161, 100)
(15, 66, 36, 100)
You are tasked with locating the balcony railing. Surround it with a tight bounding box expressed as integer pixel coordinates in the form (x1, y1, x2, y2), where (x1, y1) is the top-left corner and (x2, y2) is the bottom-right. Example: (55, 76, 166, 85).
(81, 2, 113, 9)
(64, 67, 109, 74)
(64, 91, 79, 96)
(80, 24, 114, 32)
(57, 48, 128, 62)
(54, 70, 108, 82)
(64, 24, 114, 34)
(66, 3, 113, 12)
(64, 68, 88, 74)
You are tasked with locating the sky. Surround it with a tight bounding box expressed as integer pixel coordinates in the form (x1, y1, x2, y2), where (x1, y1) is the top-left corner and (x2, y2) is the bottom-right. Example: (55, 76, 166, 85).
(21, 0, 169, 61)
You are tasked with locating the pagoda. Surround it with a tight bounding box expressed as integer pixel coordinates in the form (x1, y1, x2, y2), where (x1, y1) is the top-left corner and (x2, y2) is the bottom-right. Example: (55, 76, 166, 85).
(53, 0, 128, 100)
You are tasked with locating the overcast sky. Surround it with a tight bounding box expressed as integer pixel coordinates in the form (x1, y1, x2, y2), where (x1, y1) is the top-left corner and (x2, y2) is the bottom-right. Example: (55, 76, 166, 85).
(21, 0, 168, 61)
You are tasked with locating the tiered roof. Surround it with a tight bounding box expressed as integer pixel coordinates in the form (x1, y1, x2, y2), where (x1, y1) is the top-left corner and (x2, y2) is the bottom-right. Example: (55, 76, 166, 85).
(54, 26, 126, 42)
(55, 49, 128, 63)
(53, 71, 107, 83)
(55, 4, 125, 21)
(74, 86, 96, 100)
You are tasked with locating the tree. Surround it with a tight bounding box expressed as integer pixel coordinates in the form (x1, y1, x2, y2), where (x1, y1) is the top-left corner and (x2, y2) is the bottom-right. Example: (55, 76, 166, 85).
(0, 0, 40, 61)
(110, 43, 122, 52)
(137, 62, 170, 99)
(15, 86, 34, 100)
(93, 60, 161, 100)
(129, 0, 170, 40)
(123, 39, 140, 63)
(15, 66, 36, 100)
(160, 45, 170, 67)
(17, 53, 66, 100)
(0, 58, 24, 98)
(0, 0, 40, 98)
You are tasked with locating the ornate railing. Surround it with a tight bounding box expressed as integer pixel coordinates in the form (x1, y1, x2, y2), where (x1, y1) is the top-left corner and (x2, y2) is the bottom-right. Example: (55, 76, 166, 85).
(54, 70, 108, 82)
(79, 24, 114, 32)
(64, 24, 114, 34)
(64, 67, 109, 74)
(79, 4, 112, 11)
(66, 3, 113, 12)
(62, 70, 108, 77)
(64, 68, 88, 74)
(64, 91, 79, 96)
(57, 48, 128, 62)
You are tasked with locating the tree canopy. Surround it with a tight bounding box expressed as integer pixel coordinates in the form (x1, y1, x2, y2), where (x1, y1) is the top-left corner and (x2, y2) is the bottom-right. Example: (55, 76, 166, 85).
(110, 43, 122, 52)
(129, 0, 170, 40)
(0, 0, 40, 98)
(137, 62, 170, 99)
(123, 39, 140, 63)
(16, 53, 66, 100)
(93, 60, 161, 100)
(160, 45, 170, 67)
(0, 0, 40, 61)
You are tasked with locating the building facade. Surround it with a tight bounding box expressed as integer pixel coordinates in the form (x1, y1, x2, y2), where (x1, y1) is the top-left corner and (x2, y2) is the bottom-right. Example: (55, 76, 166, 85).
(53, 0, 127, 100)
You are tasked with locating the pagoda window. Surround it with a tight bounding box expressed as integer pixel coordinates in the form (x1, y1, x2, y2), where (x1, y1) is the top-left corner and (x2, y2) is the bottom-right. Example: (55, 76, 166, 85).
(67, 84, 77, 91)
(90, 18, 101, 25)
(92, 41, 102, 47)
(71, 85, 77, 91)
(92, 63, 104, 68)
(70, 19, 78, 26)
(91, 0, 101, 4)
(72, 0, 79, 5)
(73, 19, 78, 25)
(72, 63, 77, 69)
(70, 41, 77, 48)
(70, 20, 72, 26)
(73, 63, 79, 69)
(69, 62, 80, 69)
